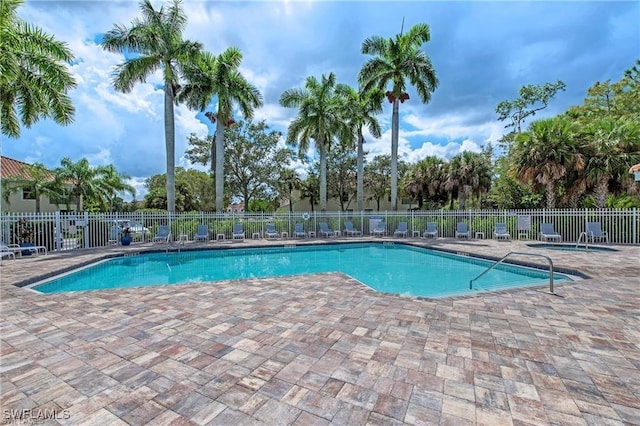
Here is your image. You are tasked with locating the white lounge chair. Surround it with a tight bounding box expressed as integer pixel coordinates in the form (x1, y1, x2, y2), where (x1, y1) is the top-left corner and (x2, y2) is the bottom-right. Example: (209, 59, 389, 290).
(194, 224, 209, 242)
(4, 242, 47, 255)
(0, 242, 20, 260)
(586, 222, 608, 243)
(394, 221, 408, 237)
(493, 223, 511, 240)
(455, 222, 470, 239)
(152, 225, 171, 243)
(423, 222, 438, 238)
(372, 221, 386, 237)
(265, 224, 280, 239)
(294, 223, 308, 238)
(232, 224, 245, 240)
(344, 221, 361, 236)
(540, 223, 562, 242)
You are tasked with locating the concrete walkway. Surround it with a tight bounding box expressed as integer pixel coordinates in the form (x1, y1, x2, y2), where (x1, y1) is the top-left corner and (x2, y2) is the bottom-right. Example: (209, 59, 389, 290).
(1, 237, 639, 425)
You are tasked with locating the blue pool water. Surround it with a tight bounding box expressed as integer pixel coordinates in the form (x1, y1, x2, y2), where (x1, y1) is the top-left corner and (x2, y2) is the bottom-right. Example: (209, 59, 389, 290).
(32, 243, 571, 297)
(527, 243, 617, 252)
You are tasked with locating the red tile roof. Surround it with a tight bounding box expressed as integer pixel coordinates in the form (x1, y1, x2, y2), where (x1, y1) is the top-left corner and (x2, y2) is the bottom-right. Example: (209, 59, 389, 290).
(1, 156, 56, 180)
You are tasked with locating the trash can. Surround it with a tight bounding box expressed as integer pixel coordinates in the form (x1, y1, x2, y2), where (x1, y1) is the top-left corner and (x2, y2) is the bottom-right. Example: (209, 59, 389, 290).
(369, 216, 382, 235)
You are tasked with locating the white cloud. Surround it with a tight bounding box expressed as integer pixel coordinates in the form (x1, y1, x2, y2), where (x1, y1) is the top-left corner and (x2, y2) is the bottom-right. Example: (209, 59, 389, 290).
(6, 0, 637, 204)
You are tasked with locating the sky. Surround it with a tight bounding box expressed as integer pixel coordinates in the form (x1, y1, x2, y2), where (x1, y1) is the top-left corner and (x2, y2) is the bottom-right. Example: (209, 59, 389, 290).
(4, 0, 639, 200)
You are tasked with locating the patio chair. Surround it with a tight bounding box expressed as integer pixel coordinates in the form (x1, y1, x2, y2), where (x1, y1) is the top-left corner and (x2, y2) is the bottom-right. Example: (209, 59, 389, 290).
(265, 224, 280, 239)
(372, 221, 387, 237)
(423, 222, 438, 239)
(152, 225, 171, 243)
(232, 224, 245, 240)
(539, 223, 562, 242)
(493, 223, 511, 240)
(294, 223, 308, 238)
(586, 222, 608, 244)
(7, 242, 48, 255)
(0, 242, 20, 260)
(394, 221, 408, 237)
(344, 221, 361, 236)
(319, 222, 335, 237)
(194, 224, 209, 242)
(455, 222, 470, 239)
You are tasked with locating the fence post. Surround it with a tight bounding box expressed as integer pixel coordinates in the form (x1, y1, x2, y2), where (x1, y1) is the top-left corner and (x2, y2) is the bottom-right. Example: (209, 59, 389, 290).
(83, 211, 89, 249)
(634, 208, 638, 245)
(55, 211, 62, 252)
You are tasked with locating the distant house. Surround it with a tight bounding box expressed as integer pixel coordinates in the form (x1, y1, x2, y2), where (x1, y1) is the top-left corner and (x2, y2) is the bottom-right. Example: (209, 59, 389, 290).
(226, 203, 245, 213)
(0, 155, 79, 213)
(285, 189, 414, 212)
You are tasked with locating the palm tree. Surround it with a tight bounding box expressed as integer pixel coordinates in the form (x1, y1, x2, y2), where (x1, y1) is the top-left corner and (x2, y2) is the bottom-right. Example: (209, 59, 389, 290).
(279, 73, 350, 211)
(402, 156, 446, 209)
(278, 169, 302, 213)
(449, 151, 493, 209)
(584, 118, 640, 208)
(2, 163, 62, 212)
(101, 0, 202, 212)
(336, 85, 384, 211)
(359, 22, 439, 210)
(299, 173, 320, 212)
(0, 0, 77, 138)
(179, 48, 263, 212)
(97, 165, 136, 212)
(511, 118, 583, 209)
(55, 158, 109, 211)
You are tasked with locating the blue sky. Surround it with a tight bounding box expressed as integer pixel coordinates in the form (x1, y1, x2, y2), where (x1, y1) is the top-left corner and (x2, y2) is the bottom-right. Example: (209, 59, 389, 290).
(5, 0, 639, 199)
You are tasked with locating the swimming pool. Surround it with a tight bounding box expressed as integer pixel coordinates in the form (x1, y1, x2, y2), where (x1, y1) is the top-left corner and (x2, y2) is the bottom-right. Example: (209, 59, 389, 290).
(32, 243, 571, 297)
(527, 243, 618, 252)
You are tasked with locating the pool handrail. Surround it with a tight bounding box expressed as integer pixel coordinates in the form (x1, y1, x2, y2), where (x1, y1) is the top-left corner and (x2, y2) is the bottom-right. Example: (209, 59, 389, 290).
(469, 251, 555, 294)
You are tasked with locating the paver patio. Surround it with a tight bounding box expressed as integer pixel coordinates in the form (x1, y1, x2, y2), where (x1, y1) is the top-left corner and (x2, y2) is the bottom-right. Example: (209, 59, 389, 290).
(1, 237, 639, 425)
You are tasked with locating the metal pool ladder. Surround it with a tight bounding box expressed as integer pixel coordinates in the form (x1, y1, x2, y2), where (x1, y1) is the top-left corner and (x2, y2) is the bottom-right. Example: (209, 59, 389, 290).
(469, 252, 555, 294)
(576, 232, 589, 250)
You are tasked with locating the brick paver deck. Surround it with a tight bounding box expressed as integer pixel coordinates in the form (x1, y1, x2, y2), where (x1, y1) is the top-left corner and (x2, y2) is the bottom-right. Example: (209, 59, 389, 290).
(1, 238, 639, 425)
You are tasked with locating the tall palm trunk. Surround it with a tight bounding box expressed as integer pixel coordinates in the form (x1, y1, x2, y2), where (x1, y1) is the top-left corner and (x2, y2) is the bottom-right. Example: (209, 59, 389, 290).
(545, 182, 556, 209)
(319, 142, 327, 211)
(165, 83, 176, 212)
(390, 100, 399, 211)
(215, 121, 225, 211)
(594, 177, 609, 208)
(357, 129, 364, 211)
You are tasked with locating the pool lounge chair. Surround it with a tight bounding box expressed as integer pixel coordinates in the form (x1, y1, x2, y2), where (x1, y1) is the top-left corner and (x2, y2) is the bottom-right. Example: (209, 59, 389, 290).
(319, 222, 335, 237)
(194, 224, 209, 242)
(344, 221, 361, 236)
(455, 222, 470, 239)
(372, 221, 387, 237)
(265, 224, 280, 239)
(539, 223, 562, 242)
(232, 224, 245, 240)
(4, 241, 48, 255)
(0, 243, 20, 260)
(586, 222, 608, 243)
(423, 222, 438, 238)
(394, 221, 408, 237)
(493, 223, 511, 240)
(152, 225, 171, 243)
(294, 223, 308, 238)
